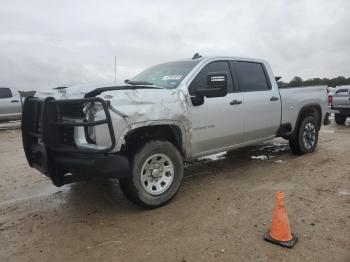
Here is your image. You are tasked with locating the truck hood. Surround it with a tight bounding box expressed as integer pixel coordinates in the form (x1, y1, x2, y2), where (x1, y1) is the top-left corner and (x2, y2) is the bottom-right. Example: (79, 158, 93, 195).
(35, 82, 121, 99)
(36, 82, 190, 124)
(102, 87, 190, 123)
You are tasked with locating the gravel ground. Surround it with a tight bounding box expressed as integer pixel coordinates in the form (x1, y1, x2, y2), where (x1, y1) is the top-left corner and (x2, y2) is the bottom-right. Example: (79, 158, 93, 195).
(0, 122, 349, 262)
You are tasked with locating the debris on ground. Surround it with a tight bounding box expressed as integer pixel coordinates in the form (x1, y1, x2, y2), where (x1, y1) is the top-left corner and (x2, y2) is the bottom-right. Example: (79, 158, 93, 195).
(251, 155, 268, 160)
(197, 152, 227, 161)
(274, 160, 285, 164)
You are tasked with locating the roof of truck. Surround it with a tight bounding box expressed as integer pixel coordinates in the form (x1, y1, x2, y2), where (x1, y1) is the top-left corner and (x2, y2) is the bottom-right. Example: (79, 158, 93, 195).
(177, 56, 268, 64)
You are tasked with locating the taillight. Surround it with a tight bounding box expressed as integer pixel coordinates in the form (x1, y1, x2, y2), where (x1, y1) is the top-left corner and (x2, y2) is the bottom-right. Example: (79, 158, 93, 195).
(328, 95, 332, 106)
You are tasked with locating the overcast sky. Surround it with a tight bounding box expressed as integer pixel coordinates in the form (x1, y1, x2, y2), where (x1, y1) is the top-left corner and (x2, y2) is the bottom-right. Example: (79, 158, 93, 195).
(0, 0, 349, 90)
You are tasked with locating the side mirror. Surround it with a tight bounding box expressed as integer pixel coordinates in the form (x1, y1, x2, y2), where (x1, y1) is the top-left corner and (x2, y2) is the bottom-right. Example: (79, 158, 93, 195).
(195, 72, 228, 98)
(275, 76, 282, 81)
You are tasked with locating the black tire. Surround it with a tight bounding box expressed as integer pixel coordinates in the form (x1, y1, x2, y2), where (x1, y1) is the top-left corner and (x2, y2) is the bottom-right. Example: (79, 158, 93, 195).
(289, 116, 319, 155)
(289, 138, 302, 155)
(334, 113, 346, 125)
(118, 178, 134, 202)
(119, 140, 184, 208)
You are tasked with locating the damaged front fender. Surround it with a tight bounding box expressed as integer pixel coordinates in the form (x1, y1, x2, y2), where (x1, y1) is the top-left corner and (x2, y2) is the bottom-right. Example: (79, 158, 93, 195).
(98, 88, 193, 158)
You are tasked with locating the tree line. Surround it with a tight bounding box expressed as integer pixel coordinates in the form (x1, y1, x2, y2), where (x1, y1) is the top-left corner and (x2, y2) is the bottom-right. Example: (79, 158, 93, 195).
(278, 76, 350, 87)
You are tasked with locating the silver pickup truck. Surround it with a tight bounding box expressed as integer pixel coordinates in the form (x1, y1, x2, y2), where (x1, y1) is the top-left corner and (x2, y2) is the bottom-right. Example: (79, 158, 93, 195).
(0, 87, 22, 121)
(328, 85, 350, 125)
(22, 56, 328, 208)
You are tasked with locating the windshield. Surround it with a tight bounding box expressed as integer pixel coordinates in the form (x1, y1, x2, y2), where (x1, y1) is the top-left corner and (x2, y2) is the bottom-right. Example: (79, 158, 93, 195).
(131, 60, 201, 89)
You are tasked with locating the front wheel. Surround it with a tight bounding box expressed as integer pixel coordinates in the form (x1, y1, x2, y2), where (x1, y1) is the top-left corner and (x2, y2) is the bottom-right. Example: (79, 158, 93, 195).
(289, 116, 319, 155)
(119, 140, 184, 208)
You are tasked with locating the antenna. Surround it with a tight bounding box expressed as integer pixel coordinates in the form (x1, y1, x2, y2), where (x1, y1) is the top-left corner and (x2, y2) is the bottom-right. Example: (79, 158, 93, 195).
(114, 56, 117, 83)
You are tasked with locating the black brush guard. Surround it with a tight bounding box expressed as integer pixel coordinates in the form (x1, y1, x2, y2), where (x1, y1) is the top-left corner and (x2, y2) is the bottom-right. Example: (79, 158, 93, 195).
(22, 96, 130, 187)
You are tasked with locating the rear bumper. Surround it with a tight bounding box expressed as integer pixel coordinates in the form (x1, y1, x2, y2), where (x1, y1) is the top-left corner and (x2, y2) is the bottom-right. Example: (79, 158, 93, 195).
(330, 105, 350, 115)
(22, 96, 130, 186)
(331, 107, 350, 116)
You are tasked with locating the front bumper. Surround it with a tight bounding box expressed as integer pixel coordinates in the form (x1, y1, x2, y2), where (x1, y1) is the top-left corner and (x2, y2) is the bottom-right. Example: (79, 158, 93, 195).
(21, 96, 130, 186)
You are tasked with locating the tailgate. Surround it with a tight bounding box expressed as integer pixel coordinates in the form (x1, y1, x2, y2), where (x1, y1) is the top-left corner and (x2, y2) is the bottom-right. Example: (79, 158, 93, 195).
(332, 94, 350, 108)
(332, 88, 350, 108)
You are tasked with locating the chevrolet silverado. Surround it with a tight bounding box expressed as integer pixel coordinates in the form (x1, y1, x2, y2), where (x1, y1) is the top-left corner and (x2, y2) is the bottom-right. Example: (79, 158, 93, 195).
(22, 56, 329, 208)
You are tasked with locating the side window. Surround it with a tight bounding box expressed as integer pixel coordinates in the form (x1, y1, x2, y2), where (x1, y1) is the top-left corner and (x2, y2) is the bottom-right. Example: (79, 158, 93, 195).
(189, 61, 233, 95)
(234, 62, 270, 92)
(0, 88, 12, 99)
(335, 88, 349, 94)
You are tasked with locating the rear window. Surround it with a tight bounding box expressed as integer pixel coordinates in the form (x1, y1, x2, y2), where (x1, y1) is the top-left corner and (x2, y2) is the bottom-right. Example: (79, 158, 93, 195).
(234, 62, 270, 92)
(0, 87, 12, 99)
(335, 88, 349, 94)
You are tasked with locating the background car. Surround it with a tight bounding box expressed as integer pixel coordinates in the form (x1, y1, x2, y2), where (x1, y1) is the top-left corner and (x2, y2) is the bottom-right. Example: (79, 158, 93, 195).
(328, 85, 350, 125)
(0, 87, 22, 121)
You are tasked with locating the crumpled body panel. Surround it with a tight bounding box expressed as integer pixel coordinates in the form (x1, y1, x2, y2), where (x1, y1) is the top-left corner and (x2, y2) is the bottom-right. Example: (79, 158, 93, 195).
(36, 83, 191, 158)
(101, 88, 192, 157)
(36, 83, 193, 158)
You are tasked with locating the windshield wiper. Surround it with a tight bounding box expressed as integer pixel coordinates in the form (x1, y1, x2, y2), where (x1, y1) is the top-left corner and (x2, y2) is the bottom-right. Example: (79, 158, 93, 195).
(124, 79, 154, 85)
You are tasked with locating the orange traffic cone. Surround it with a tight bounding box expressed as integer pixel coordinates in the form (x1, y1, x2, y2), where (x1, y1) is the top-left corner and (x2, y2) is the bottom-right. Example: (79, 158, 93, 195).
(264, 191, 298, 248)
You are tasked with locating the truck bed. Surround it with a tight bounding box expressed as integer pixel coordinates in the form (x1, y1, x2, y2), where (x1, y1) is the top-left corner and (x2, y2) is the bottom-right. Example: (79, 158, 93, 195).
(279, 85, 328, 131)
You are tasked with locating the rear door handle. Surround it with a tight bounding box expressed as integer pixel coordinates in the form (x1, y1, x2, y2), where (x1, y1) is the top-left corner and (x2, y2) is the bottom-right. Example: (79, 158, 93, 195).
(230, 100, 242, 105)
(11, 100, 19, 103)
(270, 96, 279, 101)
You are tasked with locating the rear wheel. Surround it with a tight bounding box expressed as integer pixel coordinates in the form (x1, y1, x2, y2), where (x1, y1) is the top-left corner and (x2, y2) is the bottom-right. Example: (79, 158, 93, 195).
(119, 140, 184, 208)
(334, 113, 346, 125)
(289, 116, 319, 155)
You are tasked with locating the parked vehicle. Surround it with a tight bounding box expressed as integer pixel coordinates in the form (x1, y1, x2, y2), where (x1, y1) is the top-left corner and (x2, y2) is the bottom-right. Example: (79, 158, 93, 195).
(0, 87, 22, 121)
(22, 56, 329, 208)
(328, 85, 350, 125)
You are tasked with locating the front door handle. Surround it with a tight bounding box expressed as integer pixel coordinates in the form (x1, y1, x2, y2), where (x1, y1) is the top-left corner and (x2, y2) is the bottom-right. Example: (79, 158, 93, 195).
(230, 100, 242, 105)
(270, 96, 279, 101)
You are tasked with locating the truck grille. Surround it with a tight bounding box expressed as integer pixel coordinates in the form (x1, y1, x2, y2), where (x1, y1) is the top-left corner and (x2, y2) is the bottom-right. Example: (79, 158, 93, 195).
(21, 96, 116, 183)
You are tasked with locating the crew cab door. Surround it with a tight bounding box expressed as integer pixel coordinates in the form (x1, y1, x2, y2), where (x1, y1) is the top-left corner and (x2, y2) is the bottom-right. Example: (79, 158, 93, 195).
(188, 60, 245, 156)
(230, 61, 281, 141)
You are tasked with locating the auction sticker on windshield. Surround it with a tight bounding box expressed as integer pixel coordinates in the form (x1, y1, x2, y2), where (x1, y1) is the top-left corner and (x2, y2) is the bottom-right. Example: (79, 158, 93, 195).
(162, 75, 183, 81)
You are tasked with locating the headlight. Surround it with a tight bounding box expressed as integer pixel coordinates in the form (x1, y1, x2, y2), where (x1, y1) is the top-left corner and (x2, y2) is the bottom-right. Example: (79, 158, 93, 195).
(93, 102, 105, 114)
(83, 101, 106, 144)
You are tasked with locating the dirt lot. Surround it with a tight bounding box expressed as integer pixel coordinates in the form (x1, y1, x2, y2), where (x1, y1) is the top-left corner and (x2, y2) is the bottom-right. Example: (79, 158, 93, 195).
(0, 122, 349, 262)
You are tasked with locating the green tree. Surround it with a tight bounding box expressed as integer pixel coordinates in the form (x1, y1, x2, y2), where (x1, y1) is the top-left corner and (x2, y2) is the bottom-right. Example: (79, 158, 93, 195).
(286, 76, 350, 87)
(290, 76, 303, 86)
